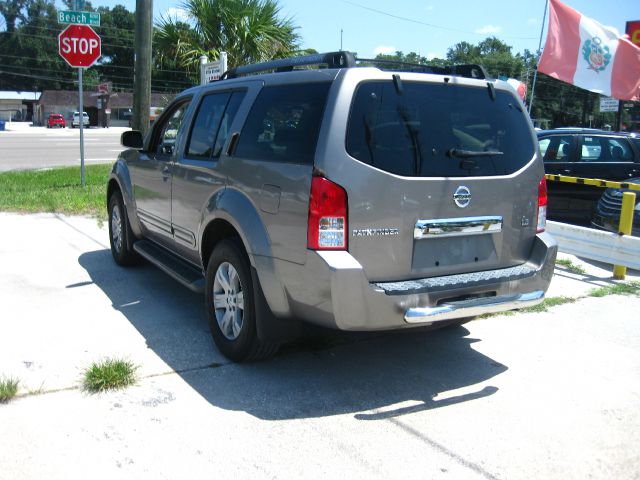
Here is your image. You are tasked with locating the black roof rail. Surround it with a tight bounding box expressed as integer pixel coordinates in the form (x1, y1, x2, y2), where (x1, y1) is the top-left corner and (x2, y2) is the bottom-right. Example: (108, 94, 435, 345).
(356, 57, 490, 80)
(222, 51, 357, 80)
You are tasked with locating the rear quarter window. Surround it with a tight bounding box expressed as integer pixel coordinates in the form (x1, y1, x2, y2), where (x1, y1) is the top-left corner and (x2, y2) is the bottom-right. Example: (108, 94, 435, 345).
(235, 83, 331, 164)
(346, 81, 535, 177)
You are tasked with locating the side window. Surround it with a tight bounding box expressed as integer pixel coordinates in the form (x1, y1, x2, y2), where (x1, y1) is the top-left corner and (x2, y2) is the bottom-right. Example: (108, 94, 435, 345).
(538, 138, 550, 159)
(234, 83, 331, 164)
(185, 93, 231, 159)
(155, 101, 190, 157)
(540, 135, 573, 161)
(580, 136, 602, 162)
(213, 91, 246, 158)
(604, 138, 633, 162)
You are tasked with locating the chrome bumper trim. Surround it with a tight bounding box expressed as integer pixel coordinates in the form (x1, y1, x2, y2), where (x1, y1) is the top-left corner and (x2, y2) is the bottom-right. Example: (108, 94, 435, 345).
(414, 216, 503, 239)
(404, 290, 544, 324)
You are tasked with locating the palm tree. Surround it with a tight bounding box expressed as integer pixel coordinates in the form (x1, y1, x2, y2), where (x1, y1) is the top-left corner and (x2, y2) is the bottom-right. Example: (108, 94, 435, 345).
(155, 0, 300, 74)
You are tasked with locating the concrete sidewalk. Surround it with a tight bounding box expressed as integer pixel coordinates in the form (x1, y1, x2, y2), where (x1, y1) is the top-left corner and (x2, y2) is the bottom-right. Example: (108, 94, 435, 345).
(1, 213, 639, 480)
(0, 212, 636, 396)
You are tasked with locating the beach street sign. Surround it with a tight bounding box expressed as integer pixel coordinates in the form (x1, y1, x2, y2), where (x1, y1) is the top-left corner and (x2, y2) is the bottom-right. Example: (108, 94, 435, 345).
(58, 10, 101, 27)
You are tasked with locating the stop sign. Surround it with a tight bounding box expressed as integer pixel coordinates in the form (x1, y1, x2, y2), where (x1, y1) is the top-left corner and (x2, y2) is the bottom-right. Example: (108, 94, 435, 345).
(58, 25, 101, 68)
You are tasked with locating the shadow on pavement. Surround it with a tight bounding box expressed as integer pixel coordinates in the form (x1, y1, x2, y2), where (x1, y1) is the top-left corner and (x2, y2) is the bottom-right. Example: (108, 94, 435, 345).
(79, 249, 507, 420)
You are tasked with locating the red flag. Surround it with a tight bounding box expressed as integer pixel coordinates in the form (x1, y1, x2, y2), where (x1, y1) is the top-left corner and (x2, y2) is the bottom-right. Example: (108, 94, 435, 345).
(538, 0, 640, 101)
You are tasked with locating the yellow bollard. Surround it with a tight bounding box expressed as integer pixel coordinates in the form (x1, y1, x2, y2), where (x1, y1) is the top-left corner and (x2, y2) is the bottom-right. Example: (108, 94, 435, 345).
(613, 191, 636, 280)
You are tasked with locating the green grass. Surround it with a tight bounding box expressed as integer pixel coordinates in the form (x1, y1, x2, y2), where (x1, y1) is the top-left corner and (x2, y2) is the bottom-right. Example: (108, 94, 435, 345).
(83, 358, 138, 393)
(555, 258, 587, 275)
(0, 376, 19, 403)
(0, 164, 111, 221)
(518, 296, 576, 313)
(588, 281, 640, 298)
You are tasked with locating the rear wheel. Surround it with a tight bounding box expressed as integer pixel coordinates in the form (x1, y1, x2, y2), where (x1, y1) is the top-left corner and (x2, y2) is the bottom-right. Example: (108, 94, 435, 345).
(108, 191, 139, 266)
(205, 239, 277, 362)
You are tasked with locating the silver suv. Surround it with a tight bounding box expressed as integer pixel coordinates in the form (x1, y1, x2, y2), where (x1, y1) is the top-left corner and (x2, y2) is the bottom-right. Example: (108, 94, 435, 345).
(108, 52, 557, 361)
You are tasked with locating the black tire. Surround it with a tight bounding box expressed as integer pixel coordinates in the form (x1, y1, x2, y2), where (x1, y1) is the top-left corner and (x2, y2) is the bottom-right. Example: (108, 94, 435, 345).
(108, 191, 140, 266)
(205, 239, 277, 362)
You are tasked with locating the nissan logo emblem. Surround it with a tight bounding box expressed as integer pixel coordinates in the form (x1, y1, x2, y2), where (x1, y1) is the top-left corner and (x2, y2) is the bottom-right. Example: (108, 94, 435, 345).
(453, 186, 471, 208)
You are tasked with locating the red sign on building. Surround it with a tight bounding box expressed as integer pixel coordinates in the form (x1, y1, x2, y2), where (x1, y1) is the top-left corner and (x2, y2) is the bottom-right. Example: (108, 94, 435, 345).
(626, 21, 640, 48)
(58, 24, 101, 68)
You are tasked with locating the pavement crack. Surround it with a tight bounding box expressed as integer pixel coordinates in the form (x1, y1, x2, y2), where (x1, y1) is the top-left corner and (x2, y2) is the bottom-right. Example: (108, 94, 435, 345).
(54, 213, 109, 250)
(389, 417, 501, 480)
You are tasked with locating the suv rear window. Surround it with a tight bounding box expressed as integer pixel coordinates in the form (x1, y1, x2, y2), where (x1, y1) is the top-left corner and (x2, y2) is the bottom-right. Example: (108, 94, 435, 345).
(346, 81, 535, 177)
(235, 83, 331, 164)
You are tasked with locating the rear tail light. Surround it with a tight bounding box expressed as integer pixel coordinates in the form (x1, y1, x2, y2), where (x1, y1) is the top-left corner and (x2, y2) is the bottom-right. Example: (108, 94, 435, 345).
(537, 177, 547, 233)
(307, 176, 348, 250)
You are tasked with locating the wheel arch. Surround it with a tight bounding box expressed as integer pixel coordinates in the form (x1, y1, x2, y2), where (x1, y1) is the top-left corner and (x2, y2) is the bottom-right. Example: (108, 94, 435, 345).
(107, 160, 142, 237)
(200, 188, 291, 319)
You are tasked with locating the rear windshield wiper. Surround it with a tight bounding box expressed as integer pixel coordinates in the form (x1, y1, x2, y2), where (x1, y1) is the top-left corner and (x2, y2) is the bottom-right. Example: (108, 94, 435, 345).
(447, 148, 504, 158)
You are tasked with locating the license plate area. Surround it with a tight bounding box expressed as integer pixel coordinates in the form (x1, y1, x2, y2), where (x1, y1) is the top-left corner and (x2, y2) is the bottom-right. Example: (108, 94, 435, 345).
(412, 235, 499, 270)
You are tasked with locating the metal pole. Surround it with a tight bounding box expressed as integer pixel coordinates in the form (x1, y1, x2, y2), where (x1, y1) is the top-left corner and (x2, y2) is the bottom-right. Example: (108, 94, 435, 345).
(79, 67, 85, 188)
(528, 0, 549, 115)
(613, 191, 636, 279)
(200, 55, 208, 85)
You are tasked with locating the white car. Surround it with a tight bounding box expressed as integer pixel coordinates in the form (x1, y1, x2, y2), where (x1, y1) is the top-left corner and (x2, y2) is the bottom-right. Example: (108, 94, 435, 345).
(72, 111, 89, 128)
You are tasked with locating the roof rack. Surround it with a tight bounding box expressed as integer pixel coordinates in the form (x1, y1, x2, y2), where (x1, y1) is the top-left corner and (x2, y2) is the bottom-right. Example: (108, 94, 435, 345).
(218, 50, 489, 81)
(222, 51, 356, 79)
(355, 57, 490, 80)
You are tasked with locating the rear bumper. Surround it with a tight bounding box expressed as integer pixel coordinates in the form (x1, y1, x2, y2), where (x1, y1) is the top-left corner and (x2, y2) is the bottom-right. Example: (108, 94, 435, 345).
(274, 232, 557, 331)
(404, 290, 544, 323)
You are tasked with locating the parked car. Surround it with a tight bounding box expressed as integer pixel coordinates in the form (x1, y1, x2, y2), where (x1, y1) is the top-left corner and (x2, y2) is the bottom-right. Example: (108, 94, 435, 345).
(47, 113, 66, 128)
(592, 177, 640, 236)
(71, 111, 89, 128)
(537, 129, 640, 222)
(107, 51, 557, 361)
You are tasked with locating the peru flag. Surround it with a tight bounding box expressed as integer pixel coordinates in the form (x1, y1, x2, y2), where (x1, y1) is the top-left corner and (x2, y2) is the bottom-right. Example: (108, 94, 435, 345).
(538, 0, 640, 101)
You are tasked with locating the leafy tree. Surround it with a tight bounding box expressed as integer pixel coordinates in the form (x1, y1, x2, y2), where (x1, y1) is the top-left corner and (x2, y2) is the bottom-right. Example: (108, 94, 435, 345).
(447, 37, 525, 79)
(155, 0, 300, 72)
(0, 0, 29, 33)
(0, 0, 70, 90)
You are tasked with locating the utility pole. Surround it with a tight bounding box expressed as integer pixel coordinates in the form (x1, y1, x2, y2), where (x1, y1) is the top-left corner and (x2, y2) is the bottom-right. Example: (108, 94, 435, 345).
(133, 0, 152, 136)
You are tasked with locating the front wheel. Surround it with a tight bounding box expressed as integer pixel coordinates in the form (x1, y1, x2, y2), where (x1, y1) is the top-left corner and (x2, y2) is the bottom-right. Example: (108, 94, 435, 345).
(108, 191, 139, 266)
(205, 239, 277, 362)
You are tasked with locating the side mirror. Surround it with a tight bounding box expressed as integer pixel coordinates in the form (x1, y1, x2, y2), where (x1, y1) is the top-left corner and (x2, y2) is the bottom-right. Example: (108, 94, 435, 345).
(121, 130, 144, 149)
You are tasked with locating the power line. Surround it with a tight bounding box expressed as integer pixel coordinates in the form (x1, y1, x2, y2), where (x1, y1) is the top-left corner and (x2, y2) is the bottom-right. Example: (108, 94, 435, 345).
(342, 0, 538, 40)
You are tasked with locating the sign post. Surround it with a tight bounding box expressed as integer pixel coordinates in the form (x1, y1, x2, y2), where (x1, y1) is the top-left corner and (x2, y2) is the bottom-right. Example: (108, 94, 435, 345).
(58, 24, 101, 187)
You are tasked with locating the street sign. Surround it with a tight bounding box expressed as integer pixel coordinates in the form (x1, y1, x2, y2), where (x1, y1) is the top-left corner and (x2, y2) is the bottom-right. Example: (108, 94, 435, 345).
(58, 10, 100, 26)
(201, 52, 228, 84)
(97, 82, 111, 94)
(58, 25, 101, 68)
(599, 96, 620, 113)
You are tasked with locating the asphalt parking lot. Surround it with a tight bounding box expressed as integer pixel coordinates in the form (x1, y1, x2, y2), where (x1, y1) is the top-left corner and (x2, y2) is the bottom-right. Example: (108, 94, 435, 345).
(1, 212, 639, 479)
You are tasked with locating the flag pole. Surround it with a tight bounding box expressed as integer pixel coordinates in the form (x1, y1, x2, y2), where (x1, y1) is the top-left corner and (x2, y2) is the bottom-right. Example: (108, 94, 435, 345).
(528, 0, 549, 115)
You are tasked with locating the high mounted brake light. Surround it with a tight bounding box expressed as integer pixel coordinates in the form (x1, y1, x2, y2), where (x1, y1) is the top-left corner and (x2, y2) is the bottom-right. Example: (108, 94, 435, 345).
(307, 177, 348, 250)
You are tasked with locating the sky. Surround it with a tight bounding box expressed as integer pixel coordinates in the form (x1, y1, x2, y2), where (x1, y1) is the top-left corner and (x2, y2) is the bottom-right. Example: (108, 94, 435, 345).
(59, 0, 638, 59)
